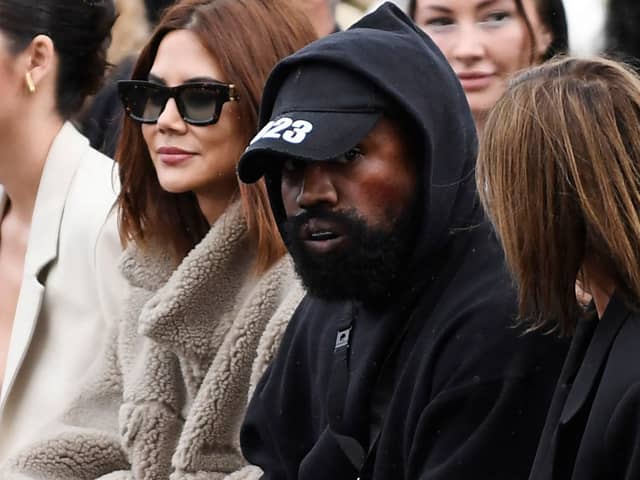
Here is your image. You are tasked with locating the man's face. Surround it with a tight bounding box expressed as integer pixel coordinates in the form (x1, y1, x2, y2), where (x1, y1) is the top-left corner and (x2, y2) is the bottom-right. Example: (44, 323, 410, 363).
(280, 117, 418, 307)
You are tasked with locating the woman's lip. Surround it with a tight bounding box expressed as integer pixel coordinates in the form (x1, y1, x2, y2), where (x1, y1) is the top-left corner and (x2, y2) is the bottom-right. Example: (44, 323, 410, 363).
(157, 147, 196, 166)
(157, 146, 195, 154)
(158, 152, 194, 166)
(457, 73, 495, 92)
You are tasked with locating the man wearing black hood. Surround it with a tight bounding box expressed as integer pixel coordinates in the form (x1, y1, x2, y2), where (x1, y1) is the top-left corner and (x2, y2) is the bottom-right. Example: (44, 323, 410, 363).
(237, 4, 567, 479)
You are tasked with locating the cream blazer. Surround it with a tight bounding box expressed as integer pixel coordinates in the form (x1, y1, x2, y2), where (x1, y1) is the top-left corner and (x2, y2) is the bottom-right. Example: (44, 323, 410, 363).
(0, 123, 125, 462)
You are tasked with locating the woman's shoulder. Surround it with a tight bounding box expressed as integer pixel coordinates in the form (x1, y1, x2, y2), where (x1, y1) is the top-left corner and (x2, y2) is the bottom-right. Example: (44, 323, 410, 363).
(72, 140, 119, 205)
(57, 126, 118, 230)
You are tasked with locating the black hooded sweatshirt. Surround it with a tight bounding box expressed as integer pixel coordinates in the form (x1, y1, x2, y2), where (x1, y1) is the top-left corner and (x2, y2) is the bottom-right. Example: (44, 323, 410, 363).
(240, 4, 568, 479)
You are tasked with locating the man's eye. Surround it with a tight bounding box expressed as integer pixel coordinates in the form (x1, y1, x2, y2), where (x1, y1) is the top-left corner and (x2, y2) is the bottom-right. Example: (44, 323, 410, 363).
(282, 158, 302, 173)
(338, 147, 362, 164)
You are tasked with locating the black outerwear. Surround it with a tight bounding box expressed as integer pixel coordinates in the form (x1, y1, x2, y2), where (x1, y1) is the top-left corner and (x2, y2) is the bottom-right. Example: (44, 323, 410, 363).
(79, 56, 134, 158)
(529, 294, 640, 479)
(240, 4, 568, 479)
(241, 230, 569, 479)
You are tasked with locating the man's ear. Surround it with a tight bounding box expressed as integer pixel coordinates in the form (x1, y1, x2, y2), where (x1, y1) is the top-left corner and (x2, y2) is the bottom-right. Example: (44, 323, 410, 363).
(23, 34, 56, 89)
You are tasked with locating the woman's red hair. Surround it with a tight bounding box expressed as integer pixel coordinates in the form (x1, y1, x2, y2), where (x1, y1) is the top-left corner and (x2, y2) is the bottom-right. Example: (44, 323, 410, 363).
(116, 0, 316, 272)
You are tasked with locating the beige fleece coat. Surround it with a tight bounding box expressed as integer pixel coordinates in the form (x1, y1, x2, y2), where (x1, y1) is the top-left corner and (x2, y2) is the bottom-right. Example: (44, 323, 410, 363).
(4, 203, 304, 480)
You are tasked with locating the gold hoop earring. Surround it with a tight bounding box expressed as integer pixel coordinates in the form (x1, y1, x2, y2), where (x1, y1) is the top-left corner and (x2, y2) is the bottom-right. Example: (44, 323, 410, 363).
(25, 72, 36, 94)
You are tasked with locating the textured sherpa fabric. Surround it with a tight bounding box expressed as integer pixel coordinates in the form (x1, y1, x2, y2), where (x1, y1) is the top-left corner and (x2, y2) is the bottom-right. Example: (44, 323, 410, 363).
(3, 202, 304, 480)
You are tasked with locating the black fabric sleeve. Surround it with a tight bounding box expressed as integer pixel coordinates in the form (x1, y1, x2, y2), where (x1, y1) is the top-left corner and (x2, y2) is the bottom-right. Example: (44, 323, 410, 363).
(241, 390, 291, 480)
(407, 377, 550, 479)
(402, 312, 567, 480)
(604, 382, 640, 479)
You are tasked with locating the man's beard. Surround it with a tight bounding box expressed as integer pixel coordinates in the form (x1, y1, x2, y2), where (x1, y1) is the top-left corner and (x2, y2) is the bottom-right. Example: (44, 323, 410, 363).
(282, 204, 417, 309)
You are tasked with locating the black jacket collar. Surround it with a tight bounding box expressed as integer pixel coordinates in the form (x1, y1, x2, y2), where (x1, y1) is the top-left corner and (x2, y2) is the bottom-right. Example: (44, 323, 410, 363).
(560, 293, 630, 423)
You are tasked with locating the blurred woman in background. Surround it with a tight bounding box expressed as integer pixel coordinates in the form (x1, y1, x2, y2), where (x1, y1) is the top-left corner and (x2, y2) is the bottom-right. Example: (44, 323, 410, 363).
(477, 56, 640, 479)
(409, 0, 589, 306)
(410, 0, 568, 131)
(0, 0, 124, 462)
(2, 0, 316, 478)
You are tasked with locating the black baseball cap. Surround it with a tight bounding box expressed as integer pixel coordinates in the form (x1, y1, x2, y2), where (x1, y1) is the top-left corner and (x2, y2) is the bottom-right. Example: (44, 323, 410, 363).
(237, 63, 388, 184)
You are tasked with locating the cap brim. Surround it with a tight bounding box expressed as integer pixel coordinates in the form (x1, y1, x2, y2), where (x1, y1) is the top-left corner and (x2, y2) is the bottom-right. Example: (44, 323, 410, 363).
(238, 110, 381, 183)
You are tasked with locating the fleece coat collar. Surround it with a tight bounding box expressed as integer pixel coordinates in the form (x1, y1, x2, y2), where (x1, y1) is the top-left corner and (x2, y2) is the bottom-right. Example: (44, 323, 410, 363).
(6, 202, 304, 479)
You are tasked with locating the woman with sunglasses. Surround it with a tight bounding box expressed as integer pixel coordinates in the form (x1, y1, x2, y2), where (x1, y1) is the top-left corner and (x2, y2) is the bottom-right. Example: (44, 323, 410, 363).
(2, 0, 316, 478)
(409, 0, 568, 132)
(0, 0, 126, 463)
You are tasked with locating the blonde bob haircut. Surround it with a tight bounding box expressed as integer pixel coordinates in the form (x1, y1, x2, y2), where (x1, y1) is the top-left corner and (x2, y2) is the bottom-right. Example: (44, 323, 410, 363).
(477, 56, 640, 335)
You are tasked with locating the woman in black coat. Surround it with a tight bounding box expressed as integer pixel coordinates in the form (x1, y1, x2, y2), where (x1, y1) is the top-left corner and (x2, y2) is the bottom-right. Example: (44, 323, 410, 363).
(476, 55, 640, 479)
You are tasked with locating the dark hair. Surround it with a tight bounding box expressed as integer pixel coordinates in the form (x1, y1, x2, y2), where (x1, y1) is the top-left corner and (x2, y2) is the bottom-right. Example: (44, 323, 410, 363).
(117, 0, 316, 271)
(604, 0, 640, 72)
(408, 0, 568, 61)
(477, 57, 640, 335)
(144, 0, 176, 26)
(0, 0, 115, 118)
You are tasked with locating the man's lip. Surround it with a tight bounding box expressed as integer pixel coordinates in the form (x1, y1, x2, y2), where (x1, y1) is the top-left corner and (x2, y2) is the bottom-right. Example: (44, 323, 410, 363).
(300, 218, 346, 240)
(309, 231, 339, 241)
(302, 236, 346, 254)
(293, 217, 349, 254)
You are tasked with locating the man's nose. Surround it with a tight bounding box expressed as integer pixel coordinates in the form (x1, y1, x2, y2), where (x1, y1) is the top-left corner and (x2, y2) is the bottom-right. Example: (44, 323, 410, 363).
(296, 163, 338, 209)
